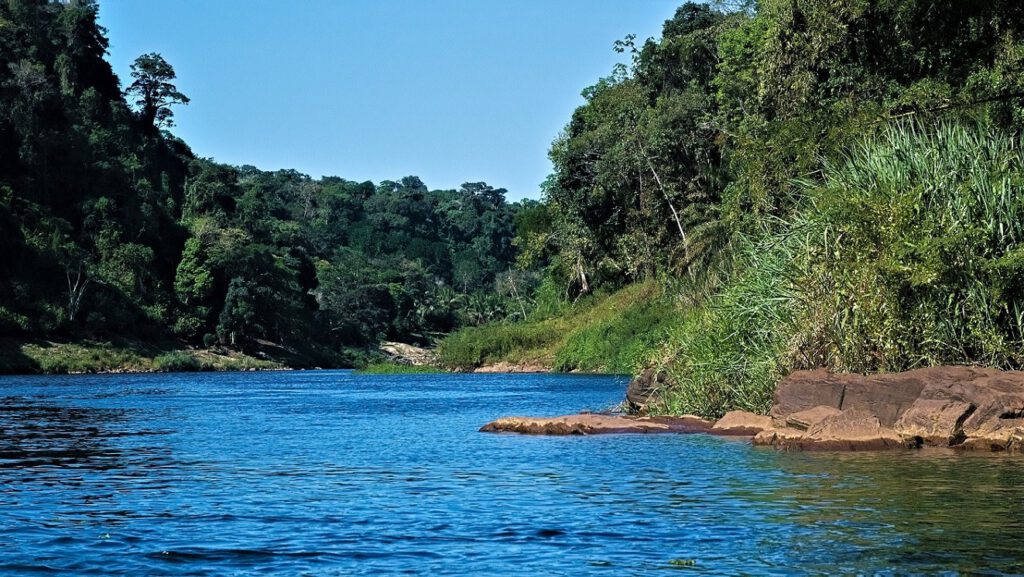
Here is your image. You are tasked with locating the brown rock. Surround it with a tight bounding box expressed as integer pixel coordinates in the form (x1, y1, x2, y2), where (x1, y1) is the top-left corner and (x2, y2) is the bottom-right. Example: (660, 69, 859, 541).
(894, 398, 975, 446)
(473, 361, 549, 373)
(752, 427, 805, 447)
(785, 405, 842, 431)
(955, 379, 1024, 438)
(840, 372, 928, 426)
(956, 425, 1024, 453)
(479, 413, 714, 436)
(768, 366, 1024, 451)
(807, 409, 897, 439)
(711, 411, 773, 436)
(770, 369, 846, 424)
(758, 410, 908, 451)
(904, 367, 1024, 450)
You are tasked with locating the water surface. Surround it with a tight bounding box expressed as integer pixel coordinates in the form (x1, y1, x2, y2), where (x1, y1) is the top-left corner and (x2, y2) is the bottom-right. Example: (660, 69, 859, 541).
(1, 371, 1022, 575)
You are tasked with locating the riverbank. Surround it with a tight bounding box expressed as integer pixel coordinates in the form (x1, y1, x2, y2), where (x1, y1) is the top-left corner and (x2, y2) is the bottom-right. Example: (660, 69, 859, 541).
(483, 366, 1024, 453)
(0, 337, 337, 375)
(438, 282, 674, 374)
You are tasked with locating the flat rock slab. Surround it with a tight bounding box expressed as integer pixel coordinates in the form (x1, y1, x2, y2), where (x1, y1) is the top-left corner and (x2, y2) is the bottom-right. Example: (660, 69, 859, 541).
(712, 410, 773, 436)
(785, 405, 842, 431)
(770, 366, 1024, 451)
(473, 362, 550, 373)
(894, 398, 975, 446)
(480, 414, 714, 435)
(755, 409, 909, 451)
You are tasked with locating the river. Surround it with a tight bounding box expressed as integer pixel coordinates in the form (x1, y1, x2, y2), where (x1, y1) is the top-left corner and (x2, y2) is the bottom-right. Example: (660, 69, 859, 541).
(1, 370, 1022, 575)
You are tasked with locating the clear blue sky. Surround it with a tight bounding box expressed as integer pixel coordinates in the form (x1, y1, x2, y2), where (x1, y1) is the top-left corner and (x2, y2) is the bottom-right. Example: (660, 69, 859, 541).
(99, 1, 682, 200)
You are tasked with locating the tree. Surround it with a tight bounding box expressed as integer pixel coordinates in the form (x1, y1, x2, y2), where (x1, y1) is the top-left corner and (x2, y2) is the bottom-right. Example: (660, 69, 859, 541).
(126, 52, 189, 130)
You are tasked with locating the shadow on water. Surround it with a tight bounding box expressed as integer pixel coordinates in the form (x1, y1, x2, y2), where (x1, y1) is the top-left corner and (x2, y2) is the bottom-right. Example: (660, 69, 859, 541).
(0, 396, 170, 470)
(752, 450, 1024, 574)
(0, 339, 38, 374)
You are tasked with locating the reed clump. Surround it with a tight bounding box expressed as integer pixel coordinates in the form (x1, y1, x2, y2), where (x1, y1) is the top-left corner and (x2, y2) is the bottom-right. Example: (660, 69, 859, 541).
(655, 121, 1024, 418)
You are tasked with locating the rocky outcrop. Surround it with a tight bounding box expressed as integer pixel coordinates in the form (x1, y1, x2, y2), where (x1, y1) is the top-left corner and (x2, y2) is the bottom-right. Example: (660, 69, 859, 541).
(770, 368, 925, 426)
(379, 342, 436, 366)
(893, 398, 974, 446)
(711, 411, 773, 436)
(480, 413, 714, 435)
(756, 409, 907, 451)
(473, 361, 549, 373)
(769, 369, 846, 423)
(483, 366, 1024, 452)
(785, 405, 841, 431)
(763, 366, 1024, 452)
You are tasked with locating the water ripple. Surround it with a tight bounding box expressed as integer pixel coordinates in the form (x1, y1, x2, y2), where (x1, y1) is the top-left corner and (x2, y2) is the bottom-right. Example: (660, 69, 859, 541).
(0, 371, 1021, 575)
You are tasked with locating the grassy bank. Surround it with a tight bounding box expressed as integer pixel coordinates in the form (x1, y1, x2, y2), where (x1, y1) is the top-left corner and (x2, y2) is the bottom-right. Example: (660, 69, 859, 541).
(438, 281, 676, 374)
(0, 338, 286, 374)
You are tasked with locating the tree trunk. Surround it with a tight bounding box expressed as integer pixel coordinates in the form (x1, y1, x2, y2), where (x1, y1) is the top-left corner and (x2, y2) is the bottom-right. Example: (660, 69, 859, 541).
(66, 262, 90, 322)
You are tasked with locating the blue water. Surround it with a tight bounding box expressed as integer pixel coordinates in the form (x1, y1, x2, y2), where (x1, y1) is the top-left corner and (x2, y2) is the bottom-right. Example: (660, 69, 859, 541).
(1, 371, 1022, 575)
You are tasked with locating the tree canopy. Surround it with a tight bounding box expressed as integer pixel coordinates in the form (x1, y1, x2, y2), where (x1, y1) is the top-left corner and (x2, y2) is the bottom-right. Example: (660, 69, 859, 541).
(0, 1, 529, 365)
(126, 52, 189, 129)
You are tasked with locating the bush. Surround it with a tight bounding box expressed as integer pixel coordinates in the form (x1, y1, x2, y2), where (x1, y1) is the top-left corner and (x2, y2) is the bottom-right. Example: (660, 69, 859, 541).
(787, 121, 1024, 371)
(438, 322, 561, 370)
(0, 307, 31, 335)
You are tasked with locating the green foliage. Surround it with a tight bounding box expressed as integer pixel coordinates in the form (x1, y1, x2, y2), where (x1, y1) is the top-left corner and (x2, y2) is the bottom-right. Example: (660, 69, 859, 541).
(656, 121, 1024, 418)
(656, 234, 797, 418)
(439, 282, 673, 374)
(126, 52, 189, 129)
(22, 341, 149, 375)
(554, 289, 676, 373)
(787, 122, 1024, 371)
(534, 0, 1024, 417)
(438, 321, 562, 370)
(153, 351, 203, 372)
(0, 1, 529, 368)
(5, 0, 1024, 395)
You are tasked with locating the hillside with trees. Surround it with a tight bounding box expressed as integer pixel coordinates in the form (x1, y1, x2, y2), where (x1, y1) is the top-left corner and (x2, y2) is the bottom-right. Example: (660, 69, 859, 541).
(5, 0, 1024, 401)
(441, 0, 1024, 417)
(0, 0, 529, 371)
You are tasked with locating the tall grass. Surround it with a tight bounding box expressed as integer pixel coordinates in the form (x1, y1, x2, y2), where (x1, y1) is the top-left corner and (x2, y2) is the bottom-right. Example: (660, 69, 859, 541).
(437, 322, 563, 369)
(655, 231, 801, 417)
(656, 120, 1024, 418)
(791, 121, 1024, 371)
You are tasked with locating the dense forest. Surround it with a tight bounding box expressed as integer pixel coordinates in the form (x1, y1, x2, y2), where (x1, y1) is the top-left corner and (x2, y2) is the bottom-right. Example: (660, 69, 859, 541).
(0, 0, 530, 369)
(442, 0, 1024, 417)
(4, 0, 1024, 415)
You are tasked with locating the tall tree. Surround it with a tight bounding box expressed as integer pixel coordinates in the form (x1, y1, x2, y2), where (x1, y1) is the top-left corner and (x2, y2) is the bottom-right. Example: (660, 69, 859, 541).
(126, 52, 189, 130)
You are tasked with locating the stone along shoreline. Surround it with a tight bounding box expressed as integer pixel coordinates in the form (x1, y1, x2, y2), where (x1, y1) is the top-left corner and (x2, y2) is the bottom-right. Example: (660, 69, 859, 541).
(481, 366, 1024, 453)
